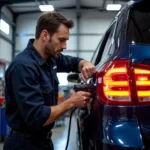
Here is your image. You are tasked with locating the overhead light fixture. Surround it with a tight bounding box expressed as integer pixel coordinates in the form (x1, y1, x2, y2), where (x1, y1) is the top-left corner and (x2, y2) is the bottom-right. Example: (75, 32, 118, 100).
(39, 5, 54, 12)
(106, 4, 122, 11)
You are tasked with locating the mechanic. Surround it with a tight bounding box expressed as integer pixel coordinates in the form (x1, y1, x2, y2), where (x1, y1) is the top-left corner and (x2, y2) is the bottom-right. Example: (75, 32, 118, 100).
(3, 12, 96, 150)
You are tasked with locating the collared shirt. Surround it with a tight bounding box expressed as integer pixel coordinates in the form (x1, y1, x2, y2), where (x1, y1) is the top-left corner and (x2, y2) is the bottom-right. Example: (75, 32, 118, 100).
(5, 39, 83, 134)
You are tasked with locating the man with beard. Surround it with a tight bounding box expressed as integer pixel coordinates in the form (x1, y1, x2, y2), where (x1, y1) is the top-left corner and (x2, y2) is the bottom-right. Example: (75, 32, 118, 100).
(4, 12, 96, 150)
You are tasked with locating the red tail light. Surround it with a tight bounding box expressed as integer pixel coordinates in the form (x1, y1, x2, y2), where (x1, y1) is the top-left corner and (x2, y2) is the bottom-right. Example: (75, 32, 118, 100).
(96, 59, 150, 105)
(0, 97, 5, 104)
(96, 59, 132, 105)
(133, 65, 150, 104)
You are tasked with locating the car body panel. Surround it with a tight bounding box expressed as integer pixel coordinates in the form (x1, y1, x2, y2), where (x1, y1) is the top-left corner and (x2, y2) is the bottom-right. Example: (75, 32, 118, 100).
(131, 44, 150, 134)
(76, 0, 150, 149)
(131, 44, 150, 63)
(99, 104, 143, 148)
(78, 95, 144, 148)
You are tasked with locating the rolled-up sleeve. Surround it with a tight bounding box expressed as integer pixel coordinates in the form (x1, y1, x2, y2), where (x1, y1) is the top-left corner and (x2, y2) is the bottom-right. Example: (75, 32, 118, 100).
(11, 63, 51, 129)
(56, 53, 83, 72)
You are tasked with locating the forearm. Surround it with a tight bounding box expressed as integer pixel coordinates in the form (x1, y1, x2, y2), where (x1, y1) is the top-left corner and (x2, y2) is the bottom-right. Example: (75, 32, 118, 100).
(43, 98, 74, 126)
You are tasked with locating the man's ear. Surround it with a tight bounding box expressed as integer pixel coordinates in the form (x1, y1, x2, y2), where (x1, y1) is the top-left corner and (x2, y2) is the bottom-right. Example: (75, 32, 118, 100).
(41, 30, 50, 43)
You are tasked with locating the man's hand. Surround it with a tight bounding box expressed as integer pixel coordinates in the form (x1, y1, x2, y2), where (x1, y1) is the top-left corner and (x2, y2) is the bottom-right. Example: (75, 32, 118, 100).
(43, 90, 92, 126)
(70, 91, 92, 108)
(79, 60, 96, 83)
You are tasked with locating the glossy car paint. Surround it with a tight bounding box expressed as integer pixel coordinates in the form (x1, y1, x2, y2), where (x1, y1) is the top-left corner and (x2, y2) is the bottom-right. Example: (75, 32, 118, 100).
(131, 44, 150, 145)
(77, 0, 150, 150)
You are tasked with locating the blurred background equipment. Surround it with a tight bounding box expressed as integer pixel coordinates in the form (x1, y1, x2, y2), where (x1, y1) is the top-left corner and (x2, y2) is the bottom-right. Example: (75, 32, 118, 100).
(0, 60, 10, 143)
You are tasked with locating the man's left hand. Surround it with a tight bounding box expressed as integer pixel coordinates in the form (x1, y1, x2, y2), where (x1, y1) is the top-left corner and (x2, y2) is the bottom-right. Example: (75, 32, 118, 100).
(80, 61, 96, 83)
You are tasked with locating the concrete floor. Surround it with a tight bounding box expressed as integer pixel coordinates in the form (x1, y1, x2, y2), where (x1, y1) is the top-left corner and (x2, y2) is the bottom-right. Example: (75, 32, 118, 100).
(0, 116, 78, 150)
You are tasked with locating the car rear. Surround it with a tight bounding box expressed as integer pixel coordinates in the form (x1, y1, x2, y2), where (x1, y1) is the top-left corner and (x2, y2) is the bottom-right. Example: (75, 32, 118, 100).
(91, 0, 150, 149)
(127, 0, 150, 149)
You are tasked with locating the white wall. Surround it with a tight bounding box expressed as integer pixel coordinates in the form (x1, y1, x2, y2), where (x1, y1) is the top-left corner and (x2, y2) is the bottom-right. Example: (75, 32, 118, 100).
(0, 6, 13, 62)
(15, 10, 117, 61)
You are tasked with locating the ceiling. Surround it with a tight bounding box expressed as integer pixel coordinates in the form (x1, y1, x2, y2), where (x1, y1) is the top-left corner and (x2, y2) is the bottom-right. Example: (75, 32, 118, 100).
(0, 0, 131, 14)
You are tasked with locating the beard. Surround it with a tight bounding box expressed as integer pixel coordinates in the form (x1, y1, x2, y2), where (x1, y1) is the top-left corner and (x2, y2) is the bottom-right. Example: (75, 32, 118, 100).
(45, 46, 53, 59)
(53, 50, 63, 58)
(44, 41, 63, 59)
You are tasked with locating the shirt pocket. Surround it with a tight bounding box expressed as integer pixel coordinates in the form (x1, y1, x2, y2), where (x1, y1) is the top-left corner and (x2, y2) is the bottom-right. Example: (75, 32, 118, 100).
(40, 82, 53, 105)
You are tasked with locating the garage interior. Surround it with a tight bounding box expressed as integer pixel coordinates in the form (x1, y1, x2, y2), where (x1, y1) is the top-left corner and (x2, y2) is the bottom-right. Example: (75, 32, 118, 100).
(0, 0, 128, 150)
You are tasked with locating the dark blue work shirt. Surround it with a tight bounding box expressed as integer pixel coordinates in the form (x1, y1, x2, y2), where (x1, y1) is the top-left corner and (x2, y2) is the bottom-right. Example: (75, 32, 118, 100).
(5, 39, 82, 134)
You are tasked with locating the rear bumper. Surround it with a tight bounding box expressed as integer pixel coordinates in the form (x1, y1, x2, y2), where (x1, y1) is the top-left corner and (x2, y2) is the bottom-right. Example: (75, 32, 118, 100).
(97, 103, 144, 149)
(79, 100, 145, 149)
(101, 120, 144, 149)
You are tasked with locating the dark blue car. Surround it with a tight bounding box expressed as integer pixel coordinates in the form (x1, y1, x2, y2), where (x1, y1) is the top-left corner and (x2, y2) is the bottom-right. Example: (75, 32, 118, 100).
(68, 0, 150, 149)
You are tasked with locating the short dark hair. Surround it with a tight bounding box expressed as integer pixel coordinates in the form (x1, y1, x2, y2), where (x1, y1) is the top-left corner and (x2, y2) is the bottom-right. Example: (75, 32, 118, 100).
(35, 12, 74, 39)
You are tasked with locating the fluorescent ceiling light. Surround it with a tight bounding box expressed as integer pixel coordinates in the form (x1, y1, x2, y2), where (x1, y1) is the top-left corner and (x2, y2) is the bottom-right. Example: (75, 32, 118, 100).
(0, 19, 9, 35)
(106, 4, 122, 11)
(39, 5, 54, 12)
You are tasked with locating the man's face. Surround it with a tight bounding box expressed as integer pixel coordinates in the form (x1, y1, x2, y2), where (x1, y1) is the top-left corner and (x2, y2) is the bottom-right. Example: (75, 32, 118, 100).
(44, 24, 69, 59)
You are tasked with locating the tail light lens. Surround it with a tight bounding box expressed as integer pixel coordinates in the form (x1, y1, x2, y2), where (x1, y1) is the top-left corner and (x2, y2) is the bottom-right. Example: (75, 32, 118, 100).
(96, 59, 132, 105)
(96, 59, 150, 105)
(133, 66, 150, 103)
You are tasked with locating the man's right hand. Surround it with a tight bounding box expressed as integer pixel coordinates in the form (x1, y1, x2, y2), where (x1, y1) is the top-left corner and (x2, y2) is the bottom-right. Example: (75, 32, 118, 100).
(44, 91, 92, 126)
(69, 91, 92, 108)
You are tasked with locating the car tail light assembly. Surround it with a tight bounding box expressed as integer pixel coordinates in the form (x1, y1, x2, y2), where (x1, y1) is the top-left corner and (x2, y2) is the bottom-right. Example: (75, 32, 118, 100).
(96, 59, 150, 105)
(133, 65, 150, 104)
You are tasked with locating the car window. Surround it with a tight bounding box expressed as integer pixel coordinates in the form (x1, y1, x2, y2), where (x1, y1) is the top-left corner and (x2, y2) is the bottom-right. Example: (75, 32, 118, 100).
(94, 22, 116, 66)
(127, 2, 150, 44)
